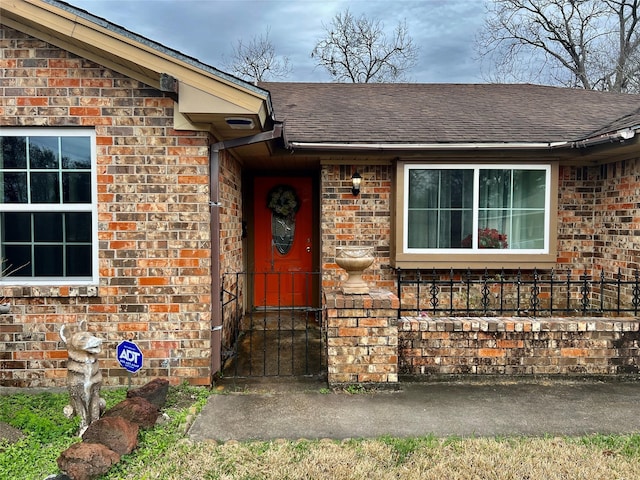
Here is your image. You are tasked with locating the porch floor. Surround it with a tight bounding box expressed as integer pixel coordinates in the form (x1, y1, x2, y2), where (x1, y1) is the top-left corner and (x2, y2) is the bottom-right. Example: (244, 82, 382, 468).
(222, 310, 325, 379)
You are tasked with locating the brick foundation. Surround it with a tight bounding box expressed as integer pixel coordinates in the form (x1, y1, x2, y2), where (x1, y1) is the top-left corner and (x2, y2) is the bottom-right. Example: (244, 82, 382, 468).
(399, 316, 640, 376)
(324, 289, 399, 386)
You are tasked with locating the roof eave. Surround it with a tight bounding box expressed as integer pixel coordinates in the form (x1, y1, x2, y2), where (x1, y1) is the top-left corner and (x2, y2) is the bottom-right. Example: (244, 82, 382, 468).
(287, 141, 570, 151)
(2, 0, 273, 140)
(287, 126, 640, 153)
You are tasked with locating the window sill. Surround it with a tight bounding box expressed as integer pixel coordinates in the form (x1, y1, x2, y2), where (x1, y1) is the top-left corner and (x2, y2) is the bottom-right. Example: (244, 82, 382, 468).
(391, 252, 558, 270)
(0, 285, 98, 299)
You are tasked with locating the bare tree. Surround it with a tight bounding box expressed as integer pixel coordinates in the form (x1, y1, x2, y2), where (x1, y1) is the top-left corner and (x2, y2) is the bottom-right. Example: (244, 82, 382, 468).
(225, 28, 291, 83)
(477, 0, 640, 93)
(311, 9, 419, 83)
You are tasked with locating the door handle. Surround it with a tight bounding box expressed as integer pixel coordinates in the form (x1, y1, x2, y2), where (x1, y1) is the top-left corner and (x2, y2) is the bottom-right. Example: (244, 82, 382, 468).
(306, 246, 311, 253)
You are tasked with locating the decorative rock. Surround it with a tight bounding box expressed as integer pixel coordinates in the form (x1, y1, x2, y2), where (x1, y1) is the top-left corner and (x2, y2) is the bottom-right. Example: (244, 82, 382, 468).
(81, 416, 139, 455)
(0, 421, 25, 444)
(103, 397, 159, 428)
(126, 378, 169, 408)
(156, 412, 171, 425)
(57, 442, 120, 480)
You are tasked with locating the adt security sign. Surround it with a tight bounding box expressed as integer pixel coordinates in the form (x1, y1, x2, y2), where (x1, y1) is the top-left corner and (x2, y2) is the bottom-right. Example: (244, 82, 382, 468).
(117, 340, 143, 373)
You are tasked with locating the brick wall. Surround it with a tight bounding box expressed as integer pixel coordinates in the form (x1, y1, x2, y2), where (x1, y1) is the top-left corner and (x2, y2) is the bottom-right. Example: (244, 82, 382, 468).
(592, 160, 640, 276)
(218, 150, 245, 351)
(324, 303, 640, 381)
(321, 164, 394, 292)
(399, 316, 640, 376)
(557, 159, 640, 275)
(556, 165, 600, 271)
(0, 26, 214, 387)
(556, 159, 640, 308)
(325, 289, 399, 385)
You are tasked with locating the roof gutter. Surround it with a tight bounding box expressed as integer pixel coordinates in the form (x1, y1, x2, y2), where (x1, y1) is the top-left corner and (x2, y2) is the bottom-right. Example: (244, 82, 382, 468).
(572, 127, 638, 149)
(289, 127, 639, 152)
(287, 141, 569, 151)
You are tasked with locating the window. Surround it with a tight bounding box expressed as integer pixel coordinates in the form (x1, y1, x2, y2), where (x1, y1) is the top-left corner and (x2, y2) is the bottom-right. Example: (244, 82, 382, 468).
(394, 162, 558, 269)
(0, 129, 97, 284)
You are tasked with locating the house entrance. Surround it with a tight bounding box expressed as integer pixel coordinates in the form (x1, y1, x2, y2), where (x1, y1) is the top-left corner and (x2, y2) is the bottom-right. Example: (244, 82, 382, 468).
(220, 175, 324, 378)
(253, 176, 314, 307)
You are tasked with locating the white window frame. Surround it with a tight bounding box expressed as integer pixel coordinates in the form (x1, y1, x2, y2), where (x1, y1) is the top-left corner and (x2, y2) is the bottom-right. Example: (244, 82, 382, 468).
(403, 164, 551, 255)
(0, 127, 98, 286)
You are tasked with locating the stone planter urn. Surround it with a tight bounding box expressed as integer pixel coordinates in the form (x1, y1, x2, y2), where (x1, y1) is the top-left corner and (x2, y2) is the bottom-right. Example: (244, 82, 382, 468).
(335, 246, 374, 294)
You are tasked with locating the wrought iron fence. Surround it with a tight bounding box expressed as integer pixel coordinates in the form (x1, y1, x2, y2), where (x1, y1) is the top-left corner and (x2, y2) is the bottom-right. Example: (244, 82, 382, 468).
(395, 268, 640, 318)
(220, 271, 324, 377)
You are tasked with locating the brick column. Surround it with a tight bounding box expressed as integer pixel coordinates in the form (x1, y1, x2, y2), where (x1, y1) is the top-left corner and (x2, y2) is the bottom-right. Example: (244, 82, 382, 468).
(324, 289, 399, 386)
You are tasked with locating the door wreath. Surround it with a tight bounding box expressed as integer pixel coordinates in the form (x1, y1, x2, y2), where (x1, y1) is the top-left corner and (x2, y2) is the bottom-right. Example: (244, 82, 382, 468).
(267, 185, 300, 255)
(267, 185, 300, 219)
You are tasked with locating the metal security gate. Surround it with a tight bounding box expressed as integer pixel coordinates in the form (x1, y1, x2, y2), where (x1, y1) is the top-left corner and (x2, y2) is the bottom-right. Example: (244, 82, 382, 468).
(221, 272, 325, 378)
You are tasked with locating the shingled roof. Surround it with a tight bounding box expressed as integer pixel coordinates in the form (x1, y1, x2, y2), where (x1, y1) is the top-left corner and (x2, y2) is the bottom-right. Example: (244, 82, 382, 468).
(260, 82, 640, 145)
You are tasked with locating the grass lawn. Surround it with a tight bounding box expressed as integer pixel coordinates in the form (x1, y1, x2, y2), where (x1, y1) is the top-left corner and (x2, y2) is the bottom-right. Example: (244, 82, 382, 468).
(2, 385, 640, 479)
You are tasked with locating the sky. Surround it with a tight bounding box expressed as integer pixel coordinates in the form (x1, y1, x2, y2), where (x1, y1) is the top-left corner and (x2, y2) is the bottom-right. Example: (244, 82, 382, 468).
(67, 0, 488, 83)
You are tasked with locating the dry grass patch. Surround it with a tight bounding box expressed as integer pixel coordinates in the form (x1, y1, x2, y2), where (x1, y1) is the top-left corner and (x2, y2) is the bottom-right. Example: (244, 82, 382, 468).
(112, 435, 640, 480)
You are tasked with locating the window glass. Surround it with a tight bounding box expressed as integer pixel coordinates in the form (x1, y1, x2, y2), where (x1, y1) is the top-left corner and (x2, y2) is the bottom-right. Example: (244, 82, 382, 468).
(408, 169, 473, 248)
(2, 245, 31, 277)
(34, 213, 63, 242)
(406, 165, 549, 253)
(1, 212, 31, 242)
(61, 137, 91, 169)
(66, 213, 92, 242)
(63, 172, 91, 203)
(34, 245, 64, 276)
(1, 172, 28, 203)
(514, 170, 546, 208)
(30, 172, 60, 203)
(67, 245, 92, 276)
(0, 137, 27, 169)
(29, 137, 59, 169)
(510, 211, 545, 249)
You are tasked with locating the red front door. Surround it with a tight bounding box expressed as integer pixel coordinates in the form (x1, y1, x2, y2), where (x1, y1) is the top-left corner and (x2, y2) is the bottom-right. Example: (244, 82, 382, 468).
(253, 176, 313, 307)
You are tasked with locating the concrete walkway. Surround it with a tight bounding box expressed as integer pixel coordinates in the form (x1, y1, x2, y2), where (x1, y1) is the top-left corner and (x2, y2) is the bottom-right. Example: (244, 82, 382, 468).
(188, 379, 640, 442)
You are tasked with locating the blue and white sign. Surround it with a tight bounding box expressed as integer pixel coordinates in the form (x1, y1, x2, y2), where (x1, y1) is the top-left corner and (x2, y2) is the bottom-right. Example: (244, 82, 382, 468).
(117, 340, 143, 373)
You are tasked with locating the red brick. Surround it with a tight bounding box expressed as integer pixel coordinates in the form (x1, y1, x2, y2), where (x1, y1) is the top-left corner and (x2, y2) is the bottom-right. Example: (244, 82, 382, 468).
(497, 339, 524, 349)
(48, 78, 80, 87)
(478, 348, 506, 358)
(561, 348, 589, 357)
(139, 277, 169, 286)
(17, 97, 47, 106)
(337, 327, 369, 337)
(117, 323, 149, 332)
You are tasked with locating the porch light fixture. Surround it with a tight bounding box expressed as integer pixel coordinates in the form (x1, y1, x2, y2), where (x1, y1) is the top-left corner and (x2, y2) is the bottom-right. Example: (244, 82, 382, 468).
(351, 171, 362, 196)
